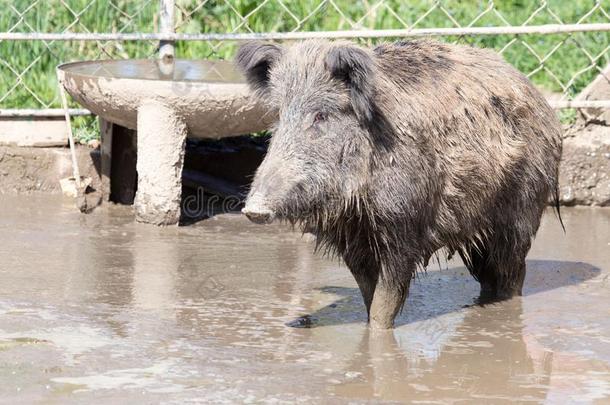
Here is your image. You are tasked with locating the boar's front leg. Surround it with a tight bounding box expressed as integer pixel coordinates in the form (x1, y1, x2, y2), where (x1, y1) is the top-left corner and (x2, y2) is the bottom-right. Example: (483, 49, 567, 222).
(369, 262, 413, 329)
(345, 251, 412, 329)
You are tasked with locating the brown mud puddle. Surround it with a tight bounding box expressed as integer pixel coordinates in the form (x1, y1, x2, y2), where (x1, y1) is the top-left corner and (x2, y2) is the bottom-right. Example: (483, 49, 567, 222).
(0, 194, 608, 403)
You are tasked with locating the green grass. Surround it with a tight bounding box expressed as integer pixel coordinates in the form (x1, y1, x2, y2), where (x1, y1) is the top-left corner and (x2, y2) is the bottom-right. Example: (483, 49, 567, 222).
(1, 0, 609, 129)
(558, 108, 579, 125)
(72, 116, 100, 144)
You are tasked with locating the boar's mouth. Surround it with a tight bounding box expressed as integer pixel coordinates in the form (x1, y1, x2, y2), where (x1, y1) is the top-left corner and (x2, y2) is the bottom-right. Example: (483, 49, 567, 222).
(242, 196, 317, 226)
(243, 172, 330, 226)
(241, 206, 275, 224)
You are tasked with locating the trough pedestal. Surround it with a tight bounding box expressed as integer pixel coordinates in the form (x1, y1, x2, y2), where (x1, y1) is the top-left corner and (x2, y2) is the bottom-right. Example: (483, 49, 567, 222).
(134, 101, 187, 225)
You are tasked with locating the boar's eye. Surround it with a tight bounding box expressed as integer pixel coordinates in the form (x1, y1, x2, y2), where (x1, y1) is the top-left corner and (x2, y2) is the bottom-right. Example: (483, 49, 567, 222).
(313, 112, 327, 125)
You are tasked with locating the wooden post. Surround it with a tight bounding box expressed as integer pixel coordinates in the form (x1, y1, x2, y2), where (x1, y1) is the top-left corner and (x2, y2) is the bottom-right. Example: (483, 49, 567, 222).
(99, 117, 113, 201)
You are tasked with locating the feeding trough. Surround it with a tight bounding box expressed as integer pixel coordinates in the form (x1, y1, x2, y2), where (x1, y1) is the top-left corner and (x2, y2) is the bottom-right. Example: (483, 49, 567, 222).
(57, 58, 271, 225)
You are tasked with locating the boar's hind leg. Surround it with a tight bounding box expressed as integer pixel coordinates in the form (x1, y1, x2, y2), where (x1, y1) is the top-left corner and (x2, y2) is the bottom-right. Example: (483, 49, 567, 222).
(460, 235, 530, 300)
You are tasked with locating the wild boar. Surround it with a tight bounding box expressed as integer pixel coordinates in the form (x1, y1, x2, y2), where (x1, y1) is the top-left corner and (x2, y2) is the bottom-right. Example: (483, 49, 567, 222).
(235, 39, 562, 329)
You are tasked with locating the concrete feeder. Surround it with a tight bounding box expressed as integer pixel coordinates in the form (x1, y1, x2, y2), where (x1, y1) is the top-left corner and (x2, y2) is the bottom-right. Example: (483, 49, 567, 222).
(57, 59, 272, 225)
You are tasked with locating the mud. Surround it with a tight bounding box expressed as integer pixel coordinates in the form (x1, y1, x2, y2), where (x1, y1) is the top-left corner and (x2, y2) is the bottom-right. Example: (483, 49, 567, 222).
(0, 195, 609, 403)
(0, 145, 101, 194)
(560, 124, 610, 206)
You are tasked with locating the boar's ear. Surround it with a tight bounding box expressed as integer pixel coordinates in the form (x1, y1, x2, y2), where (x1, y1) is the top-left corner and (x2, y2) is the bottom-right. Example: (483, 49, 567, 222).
(325, 45, 376, 125)
(235, 41, 282, 98)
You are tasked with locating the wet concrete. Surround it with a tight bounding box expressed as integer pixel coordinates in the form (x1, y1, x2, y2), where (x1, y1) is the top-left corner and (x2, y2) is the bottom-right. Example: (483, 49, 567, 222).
(0, 195, 609, 403)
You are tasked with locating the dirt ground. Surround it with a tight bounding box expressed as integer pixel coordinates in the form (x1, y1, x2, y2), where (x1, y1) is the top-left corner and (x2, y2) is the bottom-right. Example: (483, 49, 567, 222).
(1, 122, 609, 208)
(0, 194, 608, 403)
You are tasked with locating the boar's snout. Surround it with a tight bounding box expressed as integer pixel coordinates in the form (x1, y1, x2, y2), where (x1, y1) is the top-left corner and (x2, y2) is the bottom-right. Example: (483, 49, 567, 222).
(242, 193, 275, 224)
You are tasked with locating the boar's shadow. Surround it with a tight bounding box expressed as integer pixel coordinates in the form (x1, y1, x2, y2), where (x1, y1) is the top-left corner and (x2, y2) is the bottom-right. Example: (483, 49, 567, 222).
(286, 260, 600, 328)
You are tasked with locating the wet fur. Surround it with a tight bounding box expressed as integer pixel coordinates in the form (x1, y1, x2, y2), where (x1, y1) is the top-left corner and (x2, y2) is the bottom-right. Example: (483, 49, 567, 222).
(236, 39, 562, 325)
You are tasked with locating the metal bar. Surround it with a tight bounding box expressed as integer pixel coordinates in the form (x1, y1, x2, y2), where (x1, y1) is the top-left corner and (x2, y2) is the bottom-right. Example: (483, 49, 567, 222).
(548, 100, 610, 109)
(0, 108, 92, 117)
(159, 0, 175, 62)
(2, 22, 610, 41)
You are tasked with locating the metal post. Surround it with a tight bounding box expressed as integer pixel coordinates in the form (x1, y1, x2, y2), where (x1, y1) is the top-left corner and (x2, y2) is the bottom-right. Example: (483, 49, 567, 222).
(159, 0, 175, 63)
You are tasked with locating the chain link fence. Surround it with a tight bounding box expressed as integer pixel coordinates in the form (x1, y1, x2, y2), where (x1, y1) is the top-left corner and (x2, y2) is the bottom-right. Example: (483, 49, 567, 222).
(1, 0, 610, 118)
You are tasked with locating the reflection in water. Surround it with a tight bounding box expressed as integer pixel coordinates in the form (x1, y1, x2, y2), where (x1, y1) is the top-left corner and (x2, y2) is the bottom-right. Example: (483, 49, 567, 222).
(132, 230, 179, 319)
(87, 224, 136, 338)
(334, 300, 552, 402)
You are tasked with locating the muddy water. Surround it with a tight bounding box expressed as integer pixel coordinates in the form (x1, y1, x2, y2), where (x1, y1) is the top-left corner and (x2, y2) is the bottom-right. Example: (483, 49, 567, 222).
(0, 195, 608, 403)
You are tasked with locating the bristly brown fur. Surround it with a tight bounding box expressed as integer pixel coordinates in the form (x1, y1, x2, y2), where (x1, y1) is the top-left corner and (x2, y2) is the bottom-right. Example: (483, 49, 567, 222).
(236, 39, 563, 327)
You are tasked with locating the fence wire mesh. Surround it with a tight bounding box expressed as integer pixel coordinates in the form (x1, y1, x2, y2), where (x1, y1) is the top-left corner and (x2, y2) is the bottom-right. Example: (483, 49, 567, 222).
(1, 0, 609, 115)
